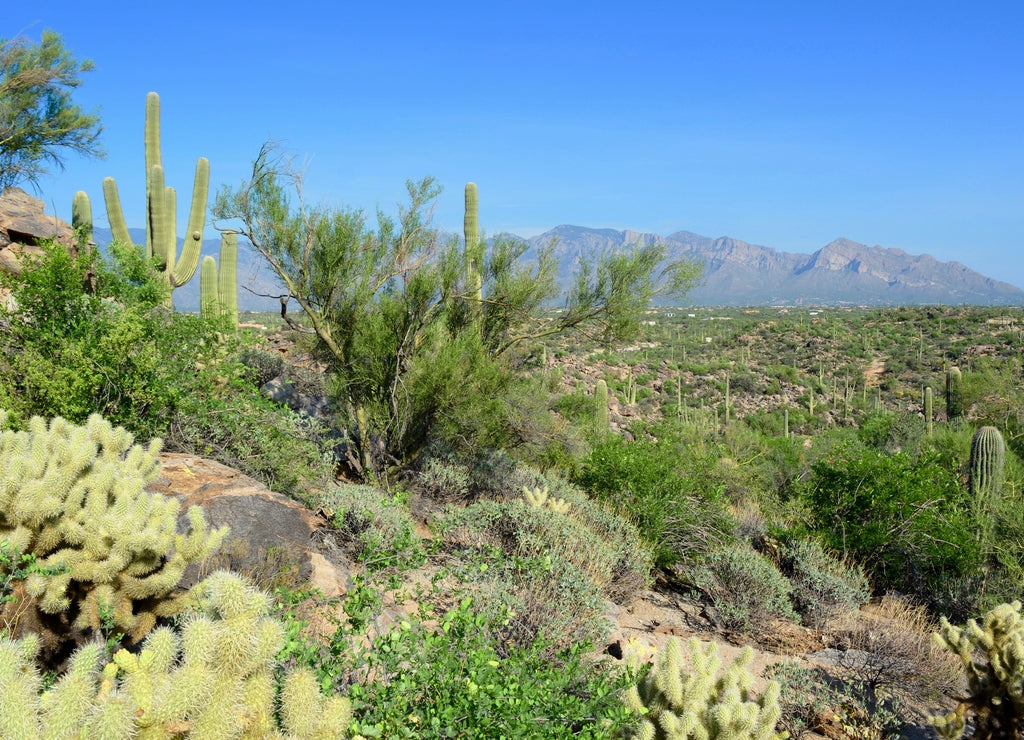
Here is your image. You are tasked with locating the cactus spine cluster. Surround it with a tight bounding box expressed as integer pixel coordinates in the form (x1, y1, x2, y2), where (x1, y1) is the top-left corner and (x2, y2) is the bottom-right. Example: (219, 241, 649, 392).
(0, 571, 355, 739)
(931, 600, 1024, 740)
(199, 233, 239, 325)
(969, 425, 1005, 546)
(0, 410, 227, 655)
(622, 636, 784, 740)
(102, 92, 209, 307)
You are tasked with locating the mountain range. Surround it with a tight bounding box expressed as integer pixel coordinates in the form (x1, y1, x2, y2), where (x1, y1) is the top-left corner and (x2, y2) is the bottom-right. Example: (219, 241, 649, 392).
(98, 226, 1024, 311)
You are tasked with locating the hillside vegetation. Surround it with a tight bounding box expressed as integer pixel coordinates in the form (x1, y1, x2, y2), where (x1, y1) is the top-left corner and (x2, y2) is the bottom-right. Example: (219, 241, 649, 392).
(2, 77, 1023, 737)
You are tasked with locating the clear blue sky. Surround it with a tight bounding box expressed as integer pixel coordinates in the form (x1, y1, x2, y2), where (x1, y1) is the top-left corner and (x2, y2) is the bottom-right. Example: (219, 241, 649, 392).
(8, 1, 1024, 289)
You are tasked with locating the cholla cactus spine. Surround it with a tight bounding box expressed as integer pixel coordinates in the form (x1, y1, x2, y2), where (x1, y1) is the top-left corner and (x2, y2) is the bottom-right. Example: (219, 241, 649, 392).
(932, 600, 1024, 740)
(523, 486, 571, 515)
(0, 410, 227, 651)
(0, 572, 356, 739)
(622, 637, 785, 740)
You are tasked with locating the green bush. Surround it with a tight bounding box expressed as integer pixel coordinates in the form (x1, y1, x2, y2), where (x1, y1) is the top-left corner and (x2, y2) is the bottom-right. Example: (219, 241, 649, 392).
(801, 441, 982, 606)
(573, 427, 737, 568)
(0, 241, 229, 439)
(320, 484, 424, 572)
(686, 544, 798, 634)
(780, 539, 870, 627)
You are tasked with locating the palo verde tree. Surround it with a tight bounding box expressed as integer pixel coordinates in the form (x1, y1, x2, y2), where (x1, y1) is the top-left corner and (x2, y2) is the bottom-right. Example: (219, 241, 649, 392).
(214, 144, 700, 479)
(0, 30, 103, 191)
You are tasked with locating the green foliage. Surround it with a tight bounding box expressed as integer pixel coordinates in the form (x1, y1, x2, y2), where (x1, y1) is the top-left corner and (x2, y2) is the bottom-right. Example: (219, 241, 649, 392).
(779, 539, 870, 627)
(0, 571, 353, 739)
(0, 30, 103, 190)
(574, 427, 737, 568)
(932, 600, 1024, 740)
(622, 636, 785, 740)
(686, 545, 798, 634)
(320, 484, 425, 572)
(801, 440, 980, 604)
(0, 240, 218, 438)
(0, 410, 227, 663)
(345, 597, 635, 738)
(215, 146, 699, 478)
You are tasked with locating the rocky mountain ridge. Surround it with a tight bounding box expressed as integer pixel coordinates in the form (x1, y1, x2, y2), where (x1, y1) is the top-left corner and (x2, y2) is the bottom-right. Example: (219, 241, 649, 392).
(83, 222, 1024, 310)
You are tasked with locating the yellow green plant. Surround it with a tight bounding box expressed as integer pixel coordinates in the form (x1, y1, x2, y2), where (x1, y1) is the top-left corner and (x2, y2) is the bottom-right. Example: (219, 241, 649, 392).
(622, 636, 785, 740)
(0, 571, 356, 739)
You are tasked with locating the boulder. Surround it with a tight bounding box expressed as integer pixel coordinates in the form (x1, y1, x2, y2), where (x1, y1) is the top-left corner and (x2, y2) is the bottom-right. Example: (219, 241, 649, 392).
(148, 453, 354, 597)
(0, 187, 76, 273)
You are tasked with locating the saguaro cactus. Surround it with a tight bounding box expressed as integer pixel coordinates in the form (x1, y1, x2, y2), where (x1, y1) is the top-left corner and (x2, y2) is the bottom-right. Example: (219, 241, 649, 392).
(463, 182, 483, 324)
(595, 379, 609, 435)
(71, 190, 92, 248)
(199, 233, 239, 325)
(102, 92, 209, 307)
(946, 366, 964, 428)
(969, 425, 1005, 545)
(924, 386, 934, 436)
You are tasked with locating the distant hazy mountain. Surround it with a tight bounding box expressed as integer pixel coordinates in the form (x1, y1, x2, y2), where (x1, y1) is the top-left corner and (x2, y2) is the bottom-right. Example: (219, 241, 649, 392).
(96, 225, 1024, 310)
(522, 226, 1024, 306)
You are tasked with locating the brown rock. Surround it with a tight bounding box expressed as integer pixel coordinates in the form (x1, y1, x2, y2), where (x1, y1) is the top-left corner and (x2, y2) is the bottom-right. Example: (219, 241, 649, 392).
(0, 187, 76, 275)
(148, 453, 353, 595)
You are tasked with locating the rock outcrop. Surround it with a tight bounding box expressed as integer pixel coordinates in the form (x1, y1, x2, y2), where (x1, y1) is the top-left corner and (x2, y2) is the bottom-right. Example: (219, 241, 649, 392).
(149, 453, 353, 598)
(0, 187, 76, 275)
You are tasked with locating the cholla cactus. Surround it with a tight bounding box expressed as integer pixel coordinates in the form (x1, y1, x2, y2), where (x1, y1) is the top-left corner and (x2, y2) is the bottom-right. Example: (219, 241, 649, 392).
(622, 637, 785, 740)
(0, 571, 356, 739)
(931, 600, 1024, 740)
(0, 410, 227, 655)
(523, 485, 571, 515)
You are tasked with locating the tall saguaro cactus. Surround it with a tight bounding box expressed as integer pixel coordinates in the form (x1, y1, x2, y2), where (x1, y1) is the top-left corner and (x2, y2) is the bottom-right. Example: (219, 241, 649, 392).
(464, 182, 483, 325)
(102, 92, 209, 307)
(969, 425, 1005, 546)
(946, 366, 964, 428)
(595, 379, 609, 436)
(199, 233, 239, 325)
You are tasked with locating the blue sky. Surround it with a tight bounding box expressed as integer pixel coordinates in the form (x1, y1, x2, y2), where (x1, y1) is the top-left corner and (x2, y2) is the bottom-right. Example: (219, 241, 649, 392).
(8, 1, 1024, 290)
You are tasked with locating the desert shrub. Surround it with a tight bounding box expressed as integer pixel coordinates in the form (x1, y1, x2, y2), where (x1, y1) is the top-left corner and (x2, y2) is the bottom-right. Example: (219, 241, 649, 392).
(766, 662, 904, 740)
(826, 595, 961, 713)
(685, 544, 797, 634)
(439, 500, 611, 650)
(320, 484, 424, 572)
(281, 593, 634, 739)
(0, 241, 231, 440)
(781, 539, 870, 627)
(801, 441, 982, 606)
(235, 345, 285, 387)
(573, 426, 738, 568)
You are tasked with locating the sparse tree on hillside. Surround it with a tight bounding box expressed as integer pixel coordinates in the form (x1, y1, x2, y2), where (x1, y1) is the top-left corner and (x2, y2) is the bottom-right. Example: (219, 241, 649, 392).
(0, 30, 103, 191)
(214, 143, 700, 478)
